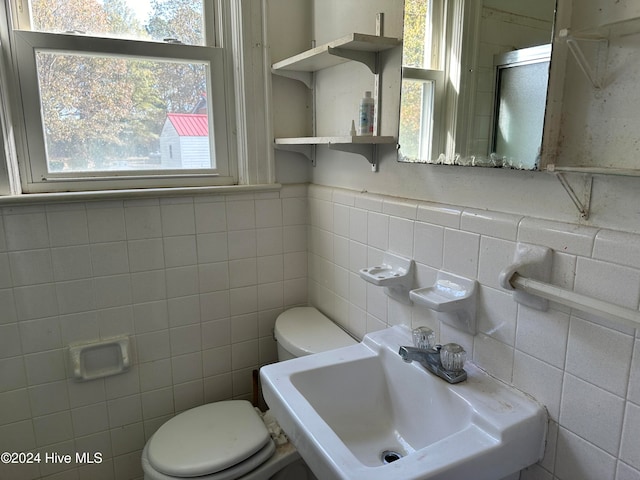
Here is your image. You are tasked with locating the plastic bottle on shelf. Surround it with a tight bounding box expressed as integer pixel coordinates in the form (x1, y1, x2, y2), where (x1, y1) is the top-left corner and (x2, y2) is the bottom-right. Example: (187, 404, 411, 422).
(358, 91, 374, 136)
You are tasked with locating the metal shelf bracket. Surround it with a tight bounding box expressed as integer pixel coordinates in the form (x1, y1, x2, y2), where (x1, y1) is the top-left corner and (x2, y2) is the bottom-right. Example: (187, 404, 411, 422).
(555, 171, 593, 219)
(274, 144, 316, 166)
(559, 29, 608, 89)
(327, 47, 377, 73)
(271, 69, 313, 88)
(328, 143, 379, 172)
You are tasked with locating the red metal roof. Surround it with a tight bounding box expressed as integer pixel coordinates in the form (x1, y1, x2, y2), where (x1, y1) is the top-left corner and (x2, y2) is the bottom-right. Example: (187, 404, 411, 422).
(167, 113, 209, 136)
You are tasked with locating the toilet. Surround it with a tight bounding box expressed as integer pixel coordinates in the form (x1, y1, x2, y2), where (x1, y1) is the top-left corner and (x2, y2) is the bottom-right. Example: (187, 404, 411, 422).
(141, 306, 357, 480)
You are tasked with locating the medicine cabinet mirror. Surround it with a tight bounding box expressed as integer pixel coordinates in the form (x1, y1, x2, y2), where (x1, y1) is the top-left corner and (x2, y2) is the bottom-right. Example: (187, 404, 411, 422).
(397, 0, 556, 170)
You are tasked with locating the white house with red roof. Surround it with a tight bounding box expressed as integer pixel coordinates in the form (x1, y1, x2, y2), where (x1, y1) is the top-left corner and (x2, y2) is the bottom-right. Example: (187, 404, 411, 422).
(159, 113, 212, 169)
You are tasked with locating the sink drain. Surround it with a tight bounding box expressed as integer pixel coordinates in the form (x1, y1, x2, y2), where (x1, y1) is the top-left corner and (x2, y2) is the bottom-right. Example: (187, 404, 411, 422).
(380, 450, 403, 464)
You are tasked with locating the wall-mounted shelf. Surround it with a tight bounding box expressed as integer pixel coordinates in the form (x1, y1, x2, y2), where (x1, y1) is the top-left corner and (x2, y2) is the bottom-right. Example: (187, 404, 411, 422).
(272, 33, 401, 88)
(548, 164, 640, 177)
(275, 136, 396, 171)
(547, 14, 640, 193)
(559, 15, 640, 89)
(545, 165, 640, 220)
(275, 136, 396, 145)
(567, 15, 640, 40)
(271, 18, 401, 173)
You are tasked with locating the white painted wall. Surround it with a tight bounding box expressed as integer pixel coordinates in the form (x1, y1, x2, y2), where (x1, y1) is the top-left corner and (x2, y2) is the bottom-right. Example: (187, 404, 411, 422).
(267, 0, 313, 185)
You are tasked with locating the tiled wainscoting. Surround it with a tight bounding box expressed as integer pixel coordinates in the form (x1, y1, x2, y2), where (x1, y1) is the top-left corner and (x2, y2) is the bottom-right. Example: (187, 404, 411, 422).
(0, 185, 308, 480)
(306, 184, 640, 480)
(2, 181, 640, 480)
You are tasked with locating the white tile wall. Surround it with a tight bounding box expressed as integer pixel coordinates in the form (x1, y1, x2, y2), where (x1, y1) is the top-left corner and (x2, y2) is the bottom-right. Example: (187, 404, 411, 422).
(0, 186, 307, 480)
(3, 182, 640, 480)
(306, 184, 640, 480)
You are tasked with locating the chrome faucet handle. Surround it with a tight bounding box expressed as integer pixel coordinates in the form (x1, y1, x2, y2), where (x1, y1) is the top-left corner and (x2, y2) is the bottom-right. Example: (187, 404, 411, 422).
(440, 343, 466, 372)
(412, 326, 436, 350)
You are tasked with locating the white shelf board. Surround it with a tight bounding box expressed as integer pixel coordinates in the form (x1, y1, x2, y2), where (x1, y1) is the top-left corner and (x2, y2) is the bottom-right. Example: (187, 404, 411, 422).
(275, 135, 396, 146)
(272, 33, 401, 72)
(568, 15, 640, 40)
(548, 164, 640, 177)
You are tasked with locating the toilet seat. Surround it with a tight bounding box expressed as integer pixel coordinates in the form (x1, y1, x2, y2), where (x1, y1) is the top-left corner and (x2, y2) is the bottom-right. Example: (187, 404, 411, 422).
(143, 400, 275, 480)
(142, 440, 275, 480)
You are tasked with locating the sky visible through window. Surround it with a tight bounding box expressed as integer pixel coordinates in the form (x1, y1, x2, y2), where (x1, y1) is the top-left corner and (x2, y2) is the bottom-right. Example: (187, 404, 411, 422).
(115, 0, 151, 22)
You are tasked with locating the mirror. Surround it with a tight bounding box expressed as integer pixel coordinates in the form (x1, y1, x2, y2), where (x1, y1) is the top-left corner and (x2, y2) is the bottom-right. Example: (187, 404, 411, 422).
(398, 0, 556, 169)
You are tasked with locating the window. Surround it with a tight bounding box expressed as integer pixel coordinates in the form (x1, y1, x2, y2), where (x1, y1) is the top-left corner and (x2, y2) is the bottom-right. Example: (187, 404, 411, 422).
(1, 0, 238, 193)
(398, 0, 446, 162)
(398, 0, 470, 163)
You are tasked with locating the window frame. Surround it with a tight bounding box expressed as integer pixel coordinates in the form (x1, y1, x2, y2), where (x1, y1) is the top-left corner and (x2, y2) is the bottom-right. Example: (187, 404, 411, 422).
(399, 0, 448, 162)
(1, 0, 246, 194)
(399, 68, 445, 162)
(0, 38, 15, 196)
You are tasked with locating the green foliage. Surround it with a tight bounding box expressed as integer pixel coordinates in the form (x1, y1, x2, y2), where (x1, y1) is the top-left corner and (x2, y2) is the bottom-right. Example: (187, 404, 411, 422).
(399, 0, 429, 160)
(31, 0, 110, 34)
(402, 0, 428, 69)
(147, 0, 203, 45)
(399, 80, 424, 160)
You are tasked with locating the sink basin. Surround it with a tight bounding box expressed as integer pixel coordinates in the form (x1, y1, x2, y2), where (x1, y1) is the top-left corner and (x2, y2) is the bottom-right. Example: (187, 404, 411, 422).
(260, 325, 547, 480)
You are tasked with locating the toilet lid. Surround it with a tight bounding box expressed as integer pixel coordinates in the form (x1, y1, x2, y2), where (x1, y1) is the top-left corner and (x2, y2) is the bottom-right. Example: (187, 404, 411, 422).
(274, 307, 357, 357)
(147, 400, 271, 477)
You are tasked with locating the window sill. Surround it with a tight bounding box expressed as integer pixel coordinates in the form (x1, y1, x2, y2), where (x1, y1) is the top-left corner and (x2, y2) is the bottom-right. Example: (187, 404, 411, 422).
(0, 183, 282, 206)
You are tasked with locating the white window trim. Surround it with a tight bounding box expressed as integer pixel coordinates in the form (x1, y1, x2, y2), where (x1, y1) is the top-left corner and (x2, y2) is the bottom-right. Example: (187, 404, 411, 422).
(448, 0, 481, 161)
(13, 31, 233, 192)
(230, 0, 275, 186)
(0, 64, 15, 195)
(0, 0, 20, 195)
(0, 0, 275, 196)
(0, 131, 11, 196)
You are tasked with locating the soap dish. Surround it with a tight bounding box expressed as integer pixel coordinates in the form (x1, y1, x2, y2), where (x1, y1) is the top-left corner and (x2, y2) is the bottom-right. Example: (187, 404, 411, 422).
(359, 252, 414, 304)
(68, 336, 131, 381)
(360, 264, 409, 286)
(410, 271, 477, 335)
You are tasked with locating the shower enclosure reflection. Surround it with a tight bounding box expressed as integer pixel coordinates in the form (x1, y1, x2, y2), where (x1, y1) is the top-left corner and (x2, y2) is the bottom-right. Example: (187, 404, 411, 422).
(492, 44, 551, 169)
(397, 0, 556, 169)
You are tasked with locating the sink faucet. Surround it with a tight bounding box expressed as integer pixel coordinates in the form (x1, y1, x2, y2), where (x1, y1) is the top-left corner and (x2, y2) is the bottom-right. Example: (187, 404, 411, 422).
(398, 344, 467, 384)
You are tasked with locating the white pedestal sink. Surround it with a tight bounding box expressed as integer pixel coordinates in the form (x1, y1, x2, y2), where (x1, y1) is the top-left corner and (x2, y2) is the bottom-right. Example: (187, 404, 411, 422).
(260, 325, 547, 480)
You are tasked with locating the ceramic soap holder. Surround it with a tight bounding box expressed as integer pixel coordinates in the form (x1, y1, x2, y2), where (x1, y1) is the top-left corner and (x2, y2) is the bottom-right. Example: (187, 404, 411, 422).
(359, 252, 414, 304)
(410, 271, 478, 335)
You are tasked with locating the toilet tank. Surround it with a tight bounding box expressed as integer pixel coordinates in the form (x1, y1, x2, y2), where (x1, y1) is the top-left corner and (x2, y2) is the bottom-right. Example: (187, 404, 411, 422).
(274, 307, 357, 360)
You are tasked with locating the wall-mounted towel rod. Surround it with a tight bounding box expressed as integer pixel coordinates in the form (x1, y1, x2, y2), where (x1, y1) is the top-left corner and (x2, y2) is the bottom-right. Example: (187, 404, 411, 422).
(509, 273, 640, 331)
(500, 243, 640, 331)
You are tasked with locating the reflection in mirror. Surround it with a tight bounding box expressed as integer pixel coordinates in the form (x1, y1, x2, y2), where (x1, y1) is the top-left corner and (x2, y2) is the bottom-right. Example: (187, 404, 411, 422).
(398, 0, 556, 169)
(493, 45, 551, 169)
